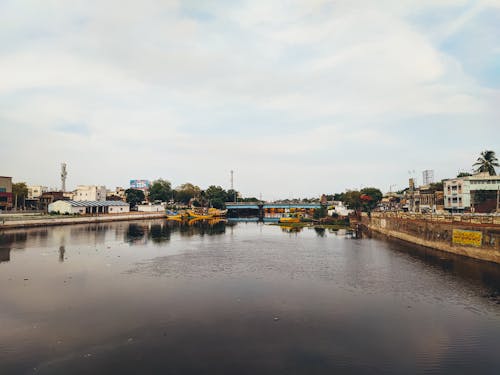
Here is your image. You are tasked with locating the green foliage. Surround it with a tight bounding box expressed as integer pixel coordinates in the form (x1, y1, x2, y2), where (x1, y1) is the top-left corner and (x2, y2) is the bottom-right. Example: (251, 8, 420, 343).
(148, 179, 172, 202)
(12, 182, 28, 208)
(313, 206, 327, 219)
(125, 189, 145, 207)
(12, 182, 28, 197)
(226, 189, 238, 203)
(204, 185, 228, 209)
(340, 187, 382, 212)
(342, 190, 362, 210)
(333, 193, 345, 201)
(473, 150, 499, 175)
(174, 183, 201, 204)
(428, 182, 444, 192)
(457, 171, 472, 177)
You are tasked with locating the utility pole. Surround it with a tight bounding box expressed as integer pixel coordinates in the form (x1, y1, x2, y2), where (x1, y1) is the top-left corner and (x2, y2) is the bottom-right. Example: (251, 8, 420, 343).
(230, 170, 236, 203)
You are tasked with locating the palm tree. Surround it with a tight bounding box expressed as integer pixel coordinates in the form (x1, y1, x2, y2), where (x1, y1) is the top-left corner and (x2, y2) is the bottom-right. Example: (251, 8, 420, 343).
(473, 150, 499, 175)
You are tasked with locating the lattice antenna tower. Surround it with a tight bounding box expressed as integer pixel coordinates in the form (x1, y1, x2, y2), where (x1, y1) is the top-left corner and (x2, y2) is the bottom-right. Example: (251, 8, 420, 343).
(422, 170, 434, 185)
(61, 163, 67, 192)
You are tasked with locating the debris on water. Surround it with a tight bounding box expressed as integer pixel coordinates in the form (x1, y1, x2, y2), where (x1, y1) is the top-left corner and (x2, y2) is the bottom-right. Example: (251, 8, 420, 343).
(24, 278, 29, 281)
(273, 316, 280, 321)
(127, 338, 133, 342)
(84, 353, 92, 358)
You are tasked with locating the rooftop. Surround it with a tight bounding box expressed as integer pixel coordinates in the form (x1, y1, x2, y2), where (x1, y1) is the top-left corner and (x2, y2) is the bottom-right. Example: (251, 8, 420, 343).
(56, 200, 129, 207)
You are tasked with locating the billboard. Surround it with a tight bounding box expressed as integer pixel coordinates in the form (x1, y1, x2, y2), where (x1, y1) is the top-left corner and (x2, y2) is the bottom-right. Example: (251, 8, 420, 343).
(130, 179, 151, 191)
(452, 229, 482, 247)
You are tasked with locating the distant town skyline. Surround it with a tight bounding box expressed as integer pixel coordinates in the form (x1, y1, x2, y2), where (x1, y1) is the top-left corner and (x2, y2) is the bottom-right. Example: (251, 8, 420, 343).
(2, 1, 499, 200)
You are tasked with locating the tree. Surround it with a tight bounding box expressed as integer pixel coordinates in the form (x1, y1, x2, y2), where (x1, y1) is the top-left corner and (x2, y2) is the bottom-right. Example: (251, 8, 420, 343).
(342, 190, 362, 210)
(148, 179, 172, 202)
(473, 150, 499, 175)
(12, 182, 28, 209)
(457, 171, 472, 178)
(226, 189, 238, 203)
(428, 182, 443, 192)
(360, 187, 383, 211)
(204, 185, 228, 209)
(125, 189, 145, 208)
(174, 183, 201, 204)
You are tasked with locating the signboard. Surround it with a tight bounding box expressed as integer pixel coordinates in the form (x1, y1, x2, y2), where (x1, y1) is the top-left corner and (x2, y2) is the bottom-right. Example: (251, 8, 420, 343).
(130, 179, 151, 191)
(452, 229, 482, 247)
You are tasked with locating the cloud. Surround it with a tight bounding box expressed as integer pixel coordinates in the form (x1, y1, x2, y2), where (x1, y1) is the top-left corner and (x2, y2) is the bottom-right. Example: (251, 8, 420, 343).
(0, 0, 499, 197)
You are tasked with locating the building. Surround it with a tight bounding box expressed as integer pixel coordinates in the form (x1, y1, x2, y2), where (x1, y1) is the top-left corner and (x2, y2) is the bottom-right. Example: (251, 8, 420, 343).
(0, 176, 13, 211)
(444, 172, 500, 213)
(413, 186, 444, 213)
(48, 200, 130, 215)
(27, 185, 48, 200)
(106, 187, 126, 201)
(74, 185, 107, 202)
(137, 204, 164, 212)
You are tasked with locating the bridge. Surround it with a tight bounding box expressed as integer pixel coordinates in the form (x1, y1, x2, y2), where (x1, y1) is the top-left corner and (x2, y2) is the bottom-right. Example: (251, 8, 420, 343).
(226, 202, 323, 218)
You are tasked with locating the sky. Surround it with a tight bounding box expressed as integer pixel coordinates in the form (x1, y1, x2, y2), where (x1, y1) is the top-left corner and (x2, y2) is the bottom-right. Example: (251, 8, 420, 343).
(1, 0, 499, 200)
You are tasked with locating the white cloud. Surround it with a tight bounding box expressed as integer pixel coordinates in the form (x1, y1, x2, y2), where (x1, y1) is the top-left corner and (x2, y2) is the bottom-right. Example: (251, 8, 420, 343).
(1, 0, 499, 198)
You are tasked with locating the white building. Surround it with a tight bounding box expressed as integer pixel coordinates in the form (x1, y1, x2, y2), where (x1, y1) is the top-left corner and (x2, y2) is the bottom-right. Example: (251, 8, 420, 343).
(27, 185, 48, 199)
(137, 204, 164, 212)
(48, 200, 130, 215)
(74, 185, 107, 202)
(328, 201, 353, 216)
(444, 172, 500, 213)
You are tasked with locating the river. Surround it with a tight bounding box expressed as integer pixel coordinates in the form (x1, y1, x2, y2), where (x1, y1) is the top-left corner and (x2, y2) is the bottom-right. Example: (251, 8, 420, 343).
(1, 220, 500, 374)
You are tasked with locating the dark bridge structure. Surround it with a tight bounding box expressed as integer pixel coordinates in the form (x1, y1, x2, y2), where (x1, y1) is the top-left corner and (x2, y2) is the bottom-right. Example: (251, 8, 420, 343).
(226, 202, 323, 218)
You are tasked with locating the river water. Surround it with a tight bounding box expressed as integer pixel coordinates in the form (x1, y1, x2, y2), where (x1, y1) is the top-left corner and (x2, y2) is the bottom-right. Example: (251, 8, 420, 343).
(1, 220, 500, 374)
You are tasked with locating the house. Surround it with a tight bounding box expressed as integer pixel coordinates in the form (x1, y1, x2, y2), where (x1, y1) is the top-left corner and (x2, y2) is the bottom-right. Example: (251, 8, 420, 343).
(74, 185, 107, 202)
(48, 200, 130, 215)
(0, 176, 13, 210)
(444, 172, 500, 213)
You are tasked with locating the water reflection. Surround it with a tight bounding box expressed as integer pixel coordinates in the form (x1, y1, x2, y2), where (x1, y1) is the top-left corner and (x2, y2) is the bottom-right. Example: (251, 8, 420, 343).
(280, 225, 303, 233)
(1, 221, 500, 374)
(314, 227, 325, 237)
(124, 219, 227, 245)
(59, 245, 65, 262)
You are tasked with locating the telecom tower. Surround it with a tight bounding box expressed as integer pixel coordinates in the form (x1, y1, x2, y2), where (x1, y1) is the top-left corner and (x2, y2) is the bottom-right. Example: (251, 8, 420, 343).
(422, 170, 434, 185)
(61, 163, 67, 192)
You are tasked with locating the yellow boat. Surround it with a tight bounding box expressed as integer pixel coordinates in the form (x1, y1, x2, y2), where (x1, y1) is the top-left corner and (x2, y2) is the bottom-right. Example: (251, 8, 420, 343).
(279, 213, 302, 224)
(187, 210, 214, 219)
(208, 208, 227, 217)
(166, 211, 188, 221)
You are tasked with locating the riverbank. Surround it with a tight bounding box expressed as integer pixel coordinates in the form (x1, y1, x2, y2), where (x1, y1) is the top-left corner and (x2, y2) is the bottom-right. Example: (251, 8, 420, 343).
(269, 222, 350, 231)
(363, 212, 500, 264)
(0, 212, 166, 230)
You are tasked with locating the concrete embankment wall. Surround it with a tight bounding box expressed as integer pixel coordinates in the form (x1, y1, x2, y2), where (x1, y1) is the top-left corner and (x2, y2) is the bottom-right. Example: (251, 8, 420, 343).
(363, 212, 500, 264)
(0, 213, 166, 230)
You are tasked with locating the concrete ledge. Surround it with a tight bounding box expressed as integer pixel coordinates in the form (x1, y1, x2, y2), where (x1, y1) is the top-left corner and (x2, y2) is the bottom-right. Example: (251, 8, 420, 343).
(368, 225, 500, 264)
(0, 213, 166, 230)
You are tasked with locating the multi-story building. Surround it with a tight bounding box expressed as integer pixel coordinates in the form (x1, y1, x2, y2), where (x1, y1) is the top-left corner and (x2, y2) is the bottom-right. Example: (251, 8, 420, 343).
(27, 185, 48, 200)
(74, 185, 107, 202)
(444, 172, 500, 213)
(0, 176, 13, 211)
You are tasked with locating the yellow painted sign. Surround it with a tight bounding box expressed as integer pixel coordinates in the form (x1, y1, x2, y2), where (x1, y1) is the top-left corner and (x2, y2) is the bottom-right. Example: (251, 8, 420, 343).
(452, 229, 482, 247)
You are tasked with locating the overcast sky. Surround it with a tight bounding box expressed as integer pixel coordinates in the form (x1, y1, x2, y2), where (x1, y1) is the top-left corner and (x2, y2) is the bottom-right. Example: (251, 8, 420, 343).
(1, 0, 499, 200)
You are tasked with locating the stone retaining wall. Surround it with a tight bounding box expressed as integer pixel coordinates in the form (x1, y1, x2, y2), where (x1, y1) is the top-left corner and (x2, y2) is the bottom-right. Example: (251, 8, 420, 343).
(0, 213, 166, 229)
(363, 212, 500, 264)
